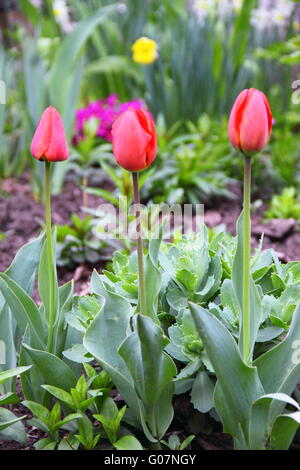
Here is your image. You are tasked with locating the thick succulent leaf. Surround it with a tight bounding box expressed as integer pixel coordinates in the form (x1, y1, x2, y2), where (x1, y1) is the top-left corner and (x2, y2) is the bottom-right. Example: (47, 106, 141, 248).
(190, 370, 215, 413)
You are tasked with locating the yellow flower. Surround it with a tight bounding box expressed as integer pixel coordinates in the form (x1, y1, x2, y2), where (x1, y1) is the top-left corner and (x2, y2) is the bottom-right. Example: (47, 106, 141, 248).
(131, 37, 158, 65)
(53, 7, 61, 17)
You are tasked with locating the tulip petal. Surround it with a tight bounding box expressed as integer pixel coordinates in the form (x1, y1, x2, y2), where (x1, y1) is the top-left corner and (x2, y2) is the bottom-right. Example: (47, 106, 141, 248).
(228, 89, 249, 150)
(31, 108, 53, 160)
(31, 107, 69, 162)
(45, 108, 69, 161)
(112, 109, 152, 171)
(135, 109, 157, 166)
(239, 90, 270, 154)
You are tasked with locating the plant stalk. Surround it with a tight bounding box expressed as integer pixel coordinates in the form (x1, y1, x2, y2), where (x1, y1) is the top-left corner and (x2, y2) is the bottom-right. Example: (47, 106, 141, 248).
(45, 161, 56, 353)
(132, 172, 146, 316)
(152, 440, 162, 450)
(82, 176, 89, 208)
(242, 155, 252, 363)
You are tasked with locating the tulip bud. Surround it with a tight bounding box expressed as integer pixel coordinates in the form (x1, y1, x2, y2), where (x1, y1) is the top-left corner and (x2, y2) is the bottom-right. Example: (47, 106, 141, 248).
(228, 88, 272, 155)
(112, 108, 157, 172)
(31, 106, 69, 162)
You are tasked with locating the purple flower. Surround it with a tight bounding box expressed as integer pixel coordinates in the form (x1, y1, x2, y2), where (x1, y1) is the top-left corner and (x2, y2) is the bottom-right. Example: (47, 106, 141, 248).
(74, 94, 146, 144)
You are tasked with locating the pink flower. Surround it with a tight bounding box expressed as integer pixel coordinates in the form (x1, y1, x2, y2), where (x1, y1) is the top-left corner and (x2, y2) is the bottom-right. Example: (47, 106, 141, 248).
(74, 95, 146, 144)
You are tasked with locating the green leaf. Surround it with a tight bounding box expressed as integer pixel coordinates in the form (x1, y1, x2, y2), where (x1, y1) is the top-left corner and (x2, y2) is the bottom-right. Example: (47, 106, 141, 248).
(0, 408, 26, 444)
(49, 5, 115, 118)
(83, 271, 139, 416)
(76, 375, 87, 400)
(231, 0, 257, 71)
(34, 438, 56, 450)
(54, 413, 82, 432)
(232, 211, 262, 360)
(63, 344, 93, 364)
(190, 302, 264, 447)
(0, 366, 31, 385)
(84, 55, 136, 76)
(0, 274, 46, 350)
(84, 187, 119, 206)
(0, 392, 20, 406)
(270, 412, 300, 450)
(0, 409, 26, 431)
(113, 435, 143, 450)
(57, 434, 80, 450)
(119, 315, 176, 440)
(144, 254, 161, 323)
(75, 413, 94, 448)
(54, 280, 74, 357)
(22, 400, 49, 422)
(190, 370, 215, 413)
(0, 305, 16, 385)
(0, 234, 44, 383)
(254, 303, 300, 425)
(22, 344, 77, 392)
(250, 393, 300, 450)
(38, 232, 59, 330)
(180, 435, 195, 450)
(42, 385, 74, 410)
(5, 233, 45, 294)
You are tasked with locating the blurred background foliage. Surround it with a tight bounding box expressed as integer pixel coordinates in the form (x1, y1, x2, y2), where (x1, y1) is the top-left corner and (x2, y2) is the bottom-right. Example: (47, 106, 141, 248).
(0, 0, 300, 206)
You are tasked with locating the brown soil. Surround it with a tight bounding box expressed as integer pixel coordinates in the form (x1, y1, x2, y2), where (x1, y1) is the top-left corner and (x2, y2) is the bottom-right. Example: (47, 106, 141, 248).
(0, 173, 109, 296)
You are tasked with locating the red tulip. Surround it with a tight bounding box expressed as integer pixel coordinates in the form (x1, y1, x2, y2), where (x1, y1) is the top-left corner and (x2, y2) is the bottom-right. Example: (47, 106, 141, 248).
(112, 108, 157, 171)
(228, 88, 272, 155)
(31, 106, 69, 162)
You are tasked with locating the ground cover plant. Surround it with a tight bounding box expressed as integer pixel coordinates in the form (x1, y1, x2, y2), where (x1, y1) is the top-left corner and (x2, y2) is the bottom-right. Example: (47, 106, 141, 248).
(0, 0, 300, 453)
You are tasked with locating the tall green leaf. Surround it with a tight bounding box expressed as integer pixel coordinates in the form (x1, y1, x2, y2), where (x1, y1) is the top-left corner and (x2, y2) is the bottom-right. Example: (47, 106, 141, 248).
(190, 302, 264, 447)
(119, 315, 176, 439)
(0, 274, 46, 350)
(22, 344, 77, 392)
(230, 0, 257, 71)
(232, 210, 262, 361)
(83, 271, 139, 417)
(49, 5, 116, 114)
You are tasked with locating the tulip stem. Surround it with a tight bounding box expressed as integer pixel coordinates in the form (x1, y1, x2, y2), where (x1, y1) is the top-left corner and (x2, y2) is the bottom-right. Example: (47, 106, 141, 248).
(242, 155, 252, 364)
(132, 172, 146, 316)
(45, 161, 56, 353)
